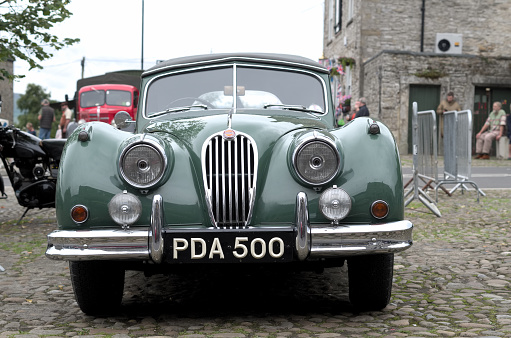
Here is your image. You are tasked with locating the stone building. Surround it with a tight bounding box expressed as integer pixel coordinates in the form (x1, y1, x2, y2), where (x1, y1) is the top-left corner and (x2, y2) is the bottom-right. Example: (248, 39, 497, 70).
(0, 61, 14, 125)
(323, 0, 511, 154)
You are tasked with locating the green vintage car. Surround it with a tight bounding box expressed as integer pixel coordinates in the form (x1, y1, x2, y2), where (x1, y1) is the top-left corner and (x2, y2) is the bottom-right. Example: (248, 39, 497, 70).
(46, 53, 413, 315)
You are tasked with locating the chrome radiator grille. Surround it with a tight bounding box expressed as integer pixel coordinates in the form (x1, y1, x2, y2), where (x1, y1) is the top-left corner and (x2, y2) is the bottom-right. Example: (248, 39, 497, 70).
(202, 132, 258, 228)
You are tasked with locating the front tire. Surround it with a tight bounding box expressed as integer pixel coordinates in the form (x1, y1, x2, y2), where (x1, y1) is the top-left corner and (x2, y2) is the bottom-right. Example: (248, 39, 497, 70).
(69, 261, 125, 315)
(347, 253, 394, 312)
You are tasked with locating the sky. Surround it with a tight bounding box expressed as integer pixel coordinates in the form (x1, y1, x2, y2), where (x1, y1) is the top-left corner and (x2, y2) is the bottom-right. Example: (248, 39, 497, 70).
(12, 0, 325, 101)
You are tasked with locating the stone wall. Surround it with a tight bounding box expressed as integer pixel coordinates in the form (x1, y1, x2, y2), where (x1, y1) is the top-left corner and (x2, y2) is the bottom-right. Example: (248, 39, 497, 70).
(363, 52, 511, 153)
(358, 0, 510, 59)
(323, 0, 511, 153)
(0, 61, 14, 124)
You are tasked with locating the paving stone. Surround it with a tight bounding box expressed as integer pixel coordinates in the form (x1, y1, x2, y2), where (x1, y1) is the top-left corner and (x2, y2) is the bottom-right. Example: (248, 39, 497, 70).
(1, 163, 510, 337)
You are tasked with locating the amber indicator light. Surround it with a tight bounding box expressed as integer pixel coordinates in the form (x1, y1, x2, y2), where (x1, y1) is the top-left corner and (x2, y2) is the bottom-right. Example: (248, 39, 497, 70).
(371, 201, 389, 219)
(71, 205, 88, 223)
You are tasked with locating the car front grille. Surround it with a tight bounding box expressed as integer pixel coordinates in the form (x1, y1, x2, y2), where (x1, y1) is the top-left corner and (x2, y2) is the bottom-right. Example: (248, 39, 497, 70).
(202, 131, 258, 228)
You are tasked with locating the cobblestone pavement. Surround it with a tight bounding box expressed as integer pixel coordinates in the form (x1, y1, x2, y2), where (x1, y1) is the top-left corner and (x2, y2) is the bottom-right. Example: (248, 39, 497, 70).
(0, 180, 510, 337)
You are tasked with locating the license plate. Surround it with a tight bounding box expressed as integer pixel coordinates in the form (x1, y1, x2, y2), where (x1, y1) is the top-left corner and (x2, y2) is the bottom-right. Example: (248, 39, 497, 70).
(162, 228, 294, 263)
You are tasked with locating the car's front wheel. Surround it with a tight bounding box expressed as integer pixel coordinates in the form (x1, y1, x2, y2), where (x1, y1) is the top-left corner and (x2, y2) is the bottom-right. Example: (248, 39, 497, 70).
(347, 253, 394, 312)
(69, 261, 125, 315)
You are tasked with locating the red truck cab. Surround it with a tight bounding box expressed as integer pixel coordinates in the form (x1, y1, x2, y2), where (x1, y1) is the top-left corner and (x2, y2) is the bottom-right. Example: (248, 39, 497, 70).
(77, 84, 138, 124)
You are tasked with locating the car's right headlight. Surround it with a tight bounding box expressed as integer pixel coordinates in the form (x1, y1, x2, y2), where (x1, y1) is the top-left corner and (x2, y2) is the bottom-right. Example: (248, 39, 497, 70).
(293, 138, 340, 185)
(119, 139, 166, 188)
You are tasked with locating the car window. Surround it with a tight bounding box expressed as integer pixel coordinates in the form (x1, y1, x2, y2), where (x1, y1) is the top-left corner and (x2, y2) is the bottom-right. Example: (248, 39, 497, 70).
(237, 67, 325, 112)
(106, 90, 132, 107)
(80, 90, 105, 108)
(145, 65, 325, 116)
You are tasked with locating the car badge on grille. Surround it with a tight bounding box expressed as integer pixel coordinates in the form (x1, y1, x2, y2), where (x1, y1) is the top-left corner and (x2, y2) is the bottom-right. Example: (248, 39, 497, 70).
(223, 129, 236, 140)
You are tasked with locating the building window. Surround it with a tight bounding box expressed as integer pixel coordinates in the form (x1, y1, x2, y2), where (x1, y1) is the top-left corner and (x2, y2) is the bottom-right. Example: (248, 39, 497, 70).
(335, 0, 342, 33)
(348, 0, 354, 20)
(345, 65, 352, 96)
(328, 0, 335, 41)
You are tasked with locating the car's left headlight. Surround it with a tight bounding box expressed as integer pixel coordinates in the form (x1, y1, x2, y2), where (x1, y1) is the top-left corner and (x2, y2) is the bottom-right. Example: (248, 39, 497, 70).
(120, 139, 166, 188)
(293, 138, 340, 185)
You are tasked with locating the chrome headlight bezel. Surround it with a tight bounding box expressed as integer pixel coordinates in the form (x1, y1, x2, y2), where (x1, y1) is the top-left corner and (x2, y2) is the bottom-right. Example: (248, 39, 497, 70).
(292, 136, 340, 186)
(119, 138, 167, 189)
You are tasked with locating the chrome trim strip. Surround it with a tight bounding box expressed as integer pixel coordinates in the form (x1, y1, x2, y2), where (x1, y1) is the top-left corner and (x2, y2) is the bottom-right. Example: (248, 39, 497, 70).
(234, 137, 239, 224)
(45, 229, 150, 261)
(241, 136, 246, 222)
(309, 220, 413, 257)
(149, 194, 164, 263)
(214, 137, 219, 224)
(221, 138, 226, 224)
(295, 192, 310, 261)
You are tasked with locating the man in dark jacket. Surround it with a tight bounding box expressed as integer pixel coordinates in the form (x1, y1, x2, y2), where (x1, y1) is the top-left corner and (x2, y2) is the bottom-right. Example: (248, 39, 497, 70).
(38, 99, 55, 139)
(355, 97, 370, 118)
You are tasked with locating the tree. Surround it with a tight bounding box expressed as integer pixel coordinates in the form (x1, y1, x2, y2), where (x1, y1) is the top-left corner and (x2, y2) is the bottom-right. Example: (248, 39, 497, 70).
(0, 0, 80, 80)
(16, 83, 62, 136)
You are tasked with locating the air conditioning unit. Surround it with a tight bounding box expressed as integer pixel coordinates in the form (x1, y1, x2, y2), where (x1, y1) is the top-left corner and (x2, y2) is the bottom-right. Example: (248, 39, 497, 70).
(435, 33, 463, 54)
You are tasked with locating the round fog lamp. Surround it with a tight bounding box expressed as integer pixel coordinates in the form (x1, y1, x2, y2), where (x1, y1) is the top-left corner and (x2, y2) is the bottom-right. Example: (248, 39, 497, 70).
(108, 191, 142, 226)
(371, 200, 389, 219)
(319, 186, 351, 221)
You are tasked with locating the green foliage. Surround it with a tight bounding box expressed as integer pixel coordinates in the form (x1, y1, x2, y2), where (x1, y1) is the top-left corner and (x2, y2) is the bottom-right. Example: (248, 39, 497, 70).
(338, 57, 356, 69)
(0, 0, 80, 80)
(16, 83, 62, 136)
(413, 68, 447, 80)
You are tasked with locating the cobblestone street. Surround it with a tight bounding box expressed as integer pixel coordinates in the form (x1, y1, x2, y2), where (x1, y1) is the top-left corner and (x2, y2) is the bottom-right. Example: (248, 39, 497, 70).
(0, 167, 510, 337)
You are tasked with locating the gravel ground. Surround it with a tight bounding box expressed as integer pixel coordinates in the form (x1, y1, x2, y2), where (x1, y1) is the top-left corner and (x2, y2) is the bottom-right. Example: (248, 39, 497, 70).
(0, 174, 510, 337)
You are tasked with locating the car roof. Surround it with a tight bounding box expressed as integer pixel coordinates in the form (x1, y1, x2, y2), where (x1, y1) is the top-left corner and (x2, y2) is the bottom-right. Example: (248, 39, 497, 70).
(143, 53, 328, 76)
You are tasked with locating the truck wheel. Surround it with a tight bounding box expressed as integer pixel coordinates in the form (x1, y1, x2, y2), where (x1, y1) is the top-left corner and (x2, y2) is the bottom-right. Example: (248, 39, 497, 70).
(347, 253, 394, 312)
(69, 261, 125, 315)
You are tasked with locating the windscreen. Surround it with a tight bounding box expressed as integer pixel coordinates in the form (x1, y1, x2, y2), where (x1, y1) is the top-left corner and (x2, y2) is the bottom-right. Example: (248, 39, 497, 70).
(106, 90, 132, 107)
(145, 65, 325, 116)
(80, 90, 105, 108)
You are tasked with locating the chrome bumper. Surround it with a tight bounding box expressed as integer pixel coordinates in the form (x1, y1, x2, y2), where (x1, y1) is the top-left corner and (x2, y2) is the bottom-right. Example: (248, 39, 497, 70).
(46, 193, 413, 261)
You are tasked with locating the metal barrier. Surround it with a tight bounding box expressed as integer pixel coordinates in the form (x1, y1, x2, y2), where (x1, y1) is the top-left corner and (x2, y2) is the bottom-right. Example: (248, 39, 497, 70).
(435, 110, 485, 201)
(405, 102, 441, 217)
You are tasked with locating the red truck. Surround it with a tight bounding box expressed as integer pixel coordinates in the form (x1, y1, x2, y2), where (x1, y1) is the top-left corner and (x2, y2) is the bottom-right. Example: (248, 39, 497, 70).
(72, 70, 142, 125)
(77, 83, 139, 125)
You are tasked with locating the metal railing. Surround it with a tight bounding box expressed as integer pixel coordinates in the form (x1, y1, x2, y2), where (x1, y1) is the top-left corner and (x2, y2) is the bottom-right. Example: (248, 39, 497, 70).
(435, 110, 485, 201)
(405, 102, 441, 217)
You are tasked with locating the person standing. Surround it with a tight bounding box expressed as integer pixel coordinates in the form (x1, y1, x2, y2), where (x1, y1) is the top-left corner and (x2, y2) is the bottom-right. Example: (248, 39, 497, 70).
(60, 102, 73, 137)
(436, 91, 461, 136)
(475, 101, 506, 160)
(355, 97, 370, 118)
(38, 99, 55, 140)
(26, 122, 36, 136)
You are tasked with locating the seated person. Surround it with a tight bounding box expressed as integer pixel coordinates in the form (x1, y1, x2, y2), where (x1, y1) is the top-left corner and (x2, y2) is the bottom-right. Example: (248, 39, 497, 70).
(475, 101, 506, 160)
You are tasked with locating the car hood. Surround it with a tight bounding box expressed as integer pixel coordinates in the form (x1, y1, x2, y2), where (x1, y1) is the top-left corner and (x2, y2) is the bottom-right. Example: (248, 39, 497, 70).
(143, 110, 329, 151)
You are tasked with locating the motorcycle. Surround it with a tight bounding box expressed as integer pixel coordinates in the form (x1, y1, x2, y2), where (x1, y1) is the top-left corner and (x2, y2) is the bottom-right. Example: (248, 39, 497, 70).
(0, 97, 65, 223)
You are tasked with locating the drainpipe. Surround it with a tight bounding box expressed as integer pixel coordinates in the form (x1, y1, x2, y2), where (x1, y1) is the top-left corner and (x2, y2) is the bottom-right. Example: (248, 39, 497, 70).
(420, 0, 425, 52)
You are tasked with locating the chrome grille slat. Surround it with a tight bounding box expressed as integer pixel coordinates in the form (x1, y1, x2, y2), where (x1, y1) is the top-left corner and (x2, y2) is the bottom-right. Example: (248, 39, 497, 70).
(202, 132, 257, 228)
(241, 136, 246, 222)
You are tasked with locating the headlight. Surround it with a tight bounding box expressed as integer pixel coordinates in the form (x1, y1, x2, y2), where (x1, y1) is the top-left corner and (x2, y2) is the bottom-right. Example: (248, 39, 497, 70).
(319, 186, 351, 221)
(293, 139, 340, 185)
(120, 140, 166, 188)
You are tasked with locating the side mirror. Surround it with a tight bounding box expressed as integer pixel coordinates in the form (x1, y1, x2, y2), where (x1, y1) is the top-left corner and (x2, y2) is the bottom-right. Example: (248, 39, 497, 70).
(114, 111, 135, 131)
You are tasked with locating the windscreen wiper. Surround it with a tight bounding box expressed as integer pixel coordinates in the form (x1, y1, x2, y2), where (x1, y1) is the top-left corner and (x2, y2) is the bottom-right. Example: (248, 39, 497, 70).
(148, 104, 208, 118)
(263, 104, 322, 113)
